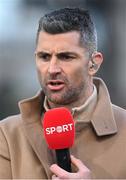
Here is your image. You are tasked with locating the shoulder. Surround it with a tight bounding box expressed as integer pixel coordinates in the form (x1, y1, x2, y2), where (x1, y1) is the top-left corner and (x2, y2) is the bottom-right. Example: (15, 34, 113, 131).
(112, 104, 126, 118)
(0, 114, 22, 134)
(112, 104, 126, 131)
(0, 114, 23, 158)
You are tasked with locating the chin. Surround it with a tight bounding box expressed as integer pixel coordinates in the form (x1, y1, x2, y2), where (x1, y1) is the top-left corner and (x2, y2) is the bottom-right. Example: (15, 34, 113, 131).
(49, 98, 65, 105)
(46, 91, 74, 105)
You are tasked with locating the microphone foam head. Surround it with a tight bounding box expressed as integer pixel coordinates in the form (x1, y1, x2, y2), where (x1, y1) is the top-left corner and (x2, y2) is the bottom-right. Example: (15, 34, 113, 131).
(43, 107, 75, 149)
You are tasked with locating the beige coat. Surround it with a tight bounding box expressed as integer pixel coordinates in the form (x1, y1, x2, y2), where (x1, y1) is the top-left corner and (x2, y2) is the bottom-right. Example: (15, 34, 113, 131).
(0, 78, 126, 179)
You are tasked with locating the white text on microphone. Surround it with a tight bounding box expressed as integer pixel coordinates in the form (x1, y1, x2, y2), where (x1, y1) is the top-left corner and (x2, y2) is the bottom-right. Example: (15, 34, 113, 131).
(45, 123, 73, 134)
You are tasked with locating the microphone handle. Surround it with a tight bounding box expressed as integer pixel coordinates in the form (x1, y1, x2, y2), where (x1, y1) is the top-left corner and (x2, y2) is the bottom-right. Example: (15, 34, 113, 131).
(55, 148, 71, 172)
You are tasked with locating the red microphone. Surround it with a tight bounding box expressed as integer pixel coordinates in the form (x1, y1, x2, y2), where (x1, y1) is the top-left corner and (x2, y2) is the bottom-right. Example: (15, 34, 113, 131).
(43, 107, 75, 172)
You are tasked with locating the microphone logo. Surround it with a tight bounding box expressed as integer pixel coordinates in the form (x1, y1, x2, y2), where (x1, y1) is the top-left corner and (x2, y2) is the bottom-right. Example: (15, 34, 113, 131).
(46, 123, 73, 134)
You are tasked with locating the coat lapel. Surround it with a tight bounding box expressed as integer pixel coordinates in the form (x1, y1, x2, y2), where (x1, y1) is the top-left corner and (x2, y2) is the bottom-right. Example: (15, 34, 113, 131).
(19, 91, 55, 178)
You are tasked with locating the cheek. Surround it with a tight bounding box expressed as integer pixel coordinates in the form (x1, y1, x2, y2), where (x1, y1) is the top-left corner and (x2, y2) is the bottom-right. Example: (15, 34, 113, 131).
(36, 63, 47, 84)
(36, 61, 47, 77)
(67, 64, 88, 84)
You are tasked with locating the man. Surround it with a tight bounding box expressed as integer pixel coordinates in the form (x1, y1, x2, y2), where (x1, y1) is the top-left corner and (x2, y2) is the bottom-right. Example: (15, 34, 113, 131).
(0, 7, 126, 179)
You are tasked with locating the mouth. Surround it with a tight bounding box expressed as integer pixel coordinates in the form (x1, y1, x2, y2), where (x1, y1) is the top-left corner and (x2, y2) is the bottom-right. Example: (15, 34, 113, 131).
(47, 80, 65, 91)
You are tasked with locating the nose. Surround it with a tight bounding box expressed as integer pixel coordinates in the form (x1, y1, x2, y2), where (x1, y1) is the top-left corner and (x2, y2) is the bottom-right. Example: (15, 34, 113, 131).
(48, 56, 61, 75)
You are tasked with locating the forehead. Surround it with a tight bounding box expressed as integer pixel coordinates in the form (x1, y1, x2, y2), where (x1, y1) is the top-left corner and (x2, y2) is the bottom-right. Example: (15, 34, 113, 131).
(36, 31, 84, 52)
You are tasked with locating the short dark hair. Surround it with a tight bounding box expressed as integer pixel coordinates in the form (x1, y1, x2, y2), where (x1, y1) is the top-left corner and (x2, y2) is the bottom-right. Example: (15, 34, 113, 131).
(37, 7, 97, 56)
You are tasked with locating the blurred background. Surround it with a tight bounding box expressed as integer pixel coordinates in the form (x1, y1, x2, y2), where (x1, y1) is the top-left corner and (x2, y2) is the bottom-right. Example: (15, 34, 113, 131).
(0, 0, 126, 120)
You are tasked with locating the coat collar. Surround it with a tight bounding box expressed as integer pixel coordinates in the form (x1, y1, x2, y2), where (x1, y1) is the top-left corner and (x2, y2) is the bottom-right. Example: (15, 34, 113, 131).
(91, 78, 117, 136)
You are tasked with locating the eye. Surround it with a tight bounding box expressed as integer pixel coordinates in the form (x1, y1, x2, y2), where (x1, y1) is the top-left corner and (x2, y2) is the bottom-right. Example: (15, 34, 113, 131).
(58, 54, 76, 61)
(37, 52, 51, 62)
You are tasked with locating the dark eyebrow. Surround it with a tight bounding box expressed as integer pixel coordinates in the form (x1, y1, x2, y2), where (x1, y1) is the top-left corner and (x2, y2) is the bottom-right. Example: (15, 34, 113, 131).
(56, 52, 78, 57)
(35, 51, 51, 56)
(35, 51, 78, 57)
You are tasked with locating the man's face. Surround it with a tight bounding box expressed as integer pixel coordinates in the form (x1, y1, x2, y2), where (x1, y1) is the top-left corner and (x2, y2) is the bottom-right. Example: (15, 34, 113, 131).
(35, 31, 91, 106)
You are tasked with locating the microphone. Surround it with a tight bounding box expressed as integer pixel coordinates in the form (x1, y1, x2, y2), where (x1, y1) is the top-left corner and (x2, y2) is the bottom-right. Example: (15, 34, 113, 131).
(43, 107, 75, 172)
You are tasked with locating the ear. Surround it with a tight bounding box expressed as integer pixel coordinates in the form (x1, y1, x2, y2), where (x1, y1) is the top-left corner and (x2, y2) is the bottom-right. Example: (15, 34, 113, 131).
(88, 52, 103, 76)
